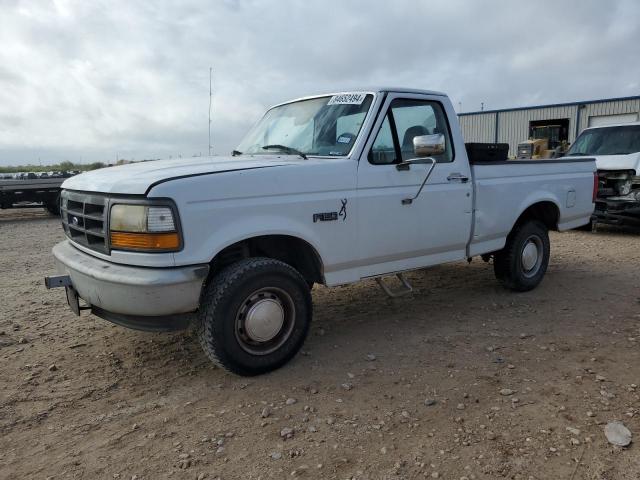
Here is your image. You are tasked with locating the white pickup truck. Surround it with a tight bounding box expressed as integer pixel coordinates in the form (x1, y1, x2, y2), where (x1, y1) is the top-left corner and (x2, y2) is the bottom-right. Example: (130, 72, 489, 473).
(45, 87, 596, 375)
(566, 122, 640, 227)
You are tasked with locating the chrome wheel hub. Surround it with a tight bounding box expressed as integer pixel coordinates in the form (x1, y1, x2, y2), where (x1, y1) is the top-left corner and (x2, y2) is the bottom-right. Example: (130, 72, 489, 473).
(521, 241, 539, 271)
(521, 235, 543, 277)
(244, 298, 285, 342)
(235, 287, 296, 355)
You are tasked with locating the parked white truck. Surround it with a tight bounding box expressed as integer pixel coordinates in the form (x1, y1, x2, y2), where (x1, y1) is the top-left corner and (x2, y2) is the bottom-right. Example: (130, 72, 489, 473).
(45, 88, 596, 375)
(566, 122, 640, 227)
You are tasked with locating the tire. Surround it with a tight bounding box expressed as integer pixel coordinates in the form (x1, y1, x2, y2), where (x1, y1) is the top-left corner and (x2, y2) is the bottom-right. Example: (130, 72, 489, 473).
(197, 257, 312, 376)
(44, 203, 60, 216)
(44, 193, 61, 216)
(493, 220, 550, 292)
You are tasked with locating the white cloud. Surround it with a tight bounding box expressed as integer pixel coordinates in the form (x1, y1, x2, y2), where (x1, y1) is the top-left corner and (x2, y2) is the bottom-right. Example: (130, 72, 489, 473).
(0, 0, 638, 165)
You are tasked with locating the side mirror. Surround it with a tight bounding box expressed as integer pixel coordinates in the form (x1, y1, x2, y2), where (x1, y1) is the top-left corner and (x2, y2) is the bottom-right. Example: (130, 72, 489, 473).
(414, 134, 445, 157)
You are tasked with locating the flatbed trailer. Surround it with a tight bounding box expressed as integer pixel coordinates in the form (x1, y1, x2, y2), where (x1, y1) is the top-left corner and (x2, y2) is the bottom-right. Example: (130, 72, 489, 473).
(0, 178, 65, 215)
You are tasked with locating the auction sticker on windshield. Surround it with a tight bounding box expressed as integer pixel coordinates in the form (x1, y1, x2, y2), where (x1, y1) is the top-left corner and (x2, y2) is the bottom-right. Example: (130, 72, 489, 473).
(327, 92, 367, 105)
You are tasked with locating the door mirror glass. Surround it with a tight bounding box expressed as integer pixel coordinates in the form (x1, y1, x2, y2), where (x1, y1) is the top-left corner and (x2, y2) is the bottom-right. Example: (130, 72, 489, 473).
(414, 134, 445, 157)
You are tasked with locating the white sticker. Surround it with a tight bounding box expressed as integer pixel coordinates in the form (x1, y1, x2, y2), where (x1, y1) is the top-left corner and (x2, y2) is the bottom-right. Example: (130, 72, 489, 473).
(337, 135, 352, 144)
(327, 92, 367, 105)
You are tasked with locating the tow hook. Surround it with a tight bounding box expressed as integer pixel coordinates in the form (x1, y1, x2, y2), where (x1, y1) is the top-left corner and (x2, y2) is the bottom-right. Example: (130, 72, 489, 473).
(44, 275, 72, 289)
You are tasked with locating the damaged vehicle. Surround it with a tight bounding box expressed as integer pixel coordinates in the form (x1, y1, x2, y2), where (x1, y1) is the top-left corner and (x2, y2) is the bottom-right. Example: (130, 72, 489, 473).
(567, 123, 640, 227)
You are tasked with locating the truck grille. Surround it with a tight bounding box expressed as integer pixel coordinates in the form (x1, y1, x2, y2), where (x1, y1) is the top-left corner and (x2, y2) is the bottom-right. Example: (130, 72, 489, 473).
(61, 190, 109, 254)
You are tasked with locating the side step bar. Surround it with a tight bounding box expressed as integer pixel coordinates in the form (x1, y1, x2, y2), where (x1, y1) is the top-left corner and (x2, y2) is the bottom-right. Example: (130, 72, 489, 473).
(375, 273, 413, 298)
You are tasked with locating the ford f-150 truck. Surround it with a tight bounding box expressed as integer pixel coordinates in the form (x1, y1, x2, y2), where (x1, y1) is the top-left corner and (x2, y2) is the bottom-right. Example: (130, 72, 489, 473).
(566, 122, 640, 227)
(45, 87, 596, 375)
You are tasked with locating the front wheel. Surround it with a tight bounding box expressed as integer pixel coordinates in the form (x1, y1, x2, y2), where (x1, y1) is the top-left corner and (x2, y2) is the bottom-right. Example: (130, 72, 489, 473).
(44, 193, 61, 216)
(197, 257, 312, 376)
(493, 220, 550, 292)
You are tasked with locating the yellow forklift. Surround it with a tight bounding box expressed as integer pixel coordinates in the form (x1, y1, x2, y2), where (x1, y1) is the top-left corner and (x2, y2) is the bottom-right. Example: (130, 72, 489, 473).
(517, 121, 569, 159)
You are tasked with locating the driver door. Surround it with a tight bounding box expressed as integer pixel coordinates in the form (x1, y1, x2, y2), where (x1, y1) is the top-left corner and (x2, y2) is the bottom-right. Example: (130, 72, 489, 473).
(356, 93, 473, 278)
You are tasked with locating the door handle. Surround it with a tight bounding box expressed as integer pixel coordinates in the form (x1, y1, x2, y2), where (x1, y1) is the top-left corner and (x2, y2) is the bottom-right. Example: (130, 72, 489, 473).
(447, 173, 469, 183)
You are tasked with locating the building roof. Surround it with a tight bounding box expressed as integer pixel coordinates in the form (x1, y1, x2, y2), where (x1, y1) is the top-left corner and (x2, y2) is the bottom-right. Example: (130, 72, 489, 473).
(458, 94, 640, 116)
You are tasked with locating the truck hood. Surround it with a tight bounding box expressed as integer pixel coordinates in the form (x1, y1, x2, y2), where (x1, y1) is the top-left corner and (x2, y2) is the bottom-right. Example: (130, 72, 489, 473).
(592, 152, 640, 173)
(62, 156, 294, 195)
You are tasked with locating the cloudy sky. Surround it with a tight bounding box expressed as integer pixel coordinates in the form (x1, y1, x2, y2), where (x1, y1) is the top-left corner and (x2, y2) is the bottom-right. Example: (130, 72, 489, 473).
(0, 0, 638, 166)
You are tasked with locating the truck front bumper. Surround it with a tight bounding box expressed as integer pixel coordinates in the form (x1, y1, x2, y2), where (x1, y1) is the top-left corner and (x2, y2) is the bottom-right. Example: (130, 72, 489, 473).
(49, 240, 209, 331)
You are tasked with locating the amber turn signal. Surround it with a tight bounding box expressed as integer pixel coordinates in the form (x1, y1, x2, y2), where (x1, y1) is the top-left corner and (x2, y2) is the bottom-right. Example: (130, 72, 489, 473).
(110, 232, 180, 251)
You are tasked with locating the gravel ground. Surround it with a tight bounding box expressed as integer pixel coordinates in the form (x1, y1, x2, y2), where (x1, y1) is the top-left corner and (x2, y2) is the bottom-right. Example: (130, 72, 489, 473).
(1, 207, 639, 480)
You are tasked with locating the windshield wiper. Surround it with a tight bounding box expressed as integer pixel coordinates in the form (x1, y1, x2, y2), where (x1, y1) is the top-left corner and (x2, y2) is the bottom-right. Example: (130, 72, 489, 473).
(232, 150, 243, 156)
(567, 152, 588, 156)
(262, 144, 307, 160)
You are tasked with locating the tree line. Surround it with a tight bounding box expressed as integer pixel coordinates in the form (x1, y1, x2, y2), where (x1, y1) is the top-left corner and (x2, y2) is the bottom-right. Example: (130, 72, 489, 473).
(0, 161, 107, 173)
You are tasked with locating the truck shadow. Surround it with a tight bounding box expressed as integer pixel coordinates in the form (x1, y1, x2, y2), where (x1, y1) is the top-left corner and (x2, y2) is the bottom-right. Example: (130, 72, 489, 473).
(592, 223, 640, 235)
(160, 262, 536, 377)
(0, 208, 54, 223)
(121, 262, 496, 379)
(119, 239, 624, 383)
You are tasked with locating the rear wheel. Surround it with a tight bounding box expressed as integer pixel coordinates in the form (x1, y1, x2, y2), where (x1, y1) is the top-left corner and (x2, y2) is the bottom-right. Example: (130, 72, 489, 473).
(197, 257, 312, 376)
(494, 220, 550, 292)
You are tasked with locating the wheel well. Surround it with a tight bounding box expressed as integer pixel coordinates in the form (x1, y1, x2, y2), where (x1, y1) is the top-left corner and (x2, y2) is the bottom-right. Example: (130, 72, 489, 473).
(210, 235, 324, 285)
(515, 201, 560, 231)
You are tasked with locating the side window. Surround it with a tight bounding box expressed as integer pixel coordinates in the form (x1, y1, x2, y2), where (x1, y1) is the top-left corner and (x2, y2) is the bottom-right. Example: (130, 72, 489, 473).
(368, 115, 396, 165)
(390, 99, 453, 163)
(367, 99, 454, 165)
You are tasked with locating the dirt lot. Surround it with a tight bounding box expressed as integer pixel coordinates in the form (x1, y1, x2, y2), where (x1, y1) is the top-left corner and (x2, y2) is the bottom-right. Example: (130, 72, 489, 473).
(1, 208, 639, 480)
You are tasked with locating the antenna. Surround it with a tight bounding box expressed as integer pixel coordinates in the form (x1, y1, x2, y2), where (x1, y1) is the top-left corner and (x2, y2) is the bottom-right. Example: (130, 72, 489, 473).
(208, 67, 213, 156)
(481, 102, 484, 112)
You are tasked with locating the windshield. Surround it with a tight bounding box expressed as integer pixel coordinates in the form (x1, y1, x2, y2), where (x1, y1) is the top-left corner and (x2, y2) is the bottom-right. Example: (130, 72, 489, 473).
(567, 124, 640, 156)
(236, 93, 374, 157)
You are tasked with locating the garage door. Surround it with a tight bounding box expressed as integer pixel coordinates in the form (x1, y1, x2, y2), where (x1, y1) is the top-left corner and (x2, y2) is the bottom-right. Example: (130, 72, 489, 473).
(588, 113, 638, 127)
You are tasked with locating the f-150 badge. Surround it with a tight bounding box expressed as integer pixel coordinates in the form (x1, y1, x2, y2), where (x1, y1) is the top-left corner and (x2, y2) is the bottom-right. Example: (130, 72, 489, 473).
(313, 199, 347, 223)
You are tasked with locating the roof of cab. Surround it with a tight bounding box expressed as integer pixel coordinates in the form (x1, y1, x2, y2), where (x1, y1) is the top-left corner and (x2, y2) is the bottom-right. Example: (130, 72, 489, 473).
(318, 86, 447, 97)
(272, 87, 447, 109)
(372, 86, 447, 96)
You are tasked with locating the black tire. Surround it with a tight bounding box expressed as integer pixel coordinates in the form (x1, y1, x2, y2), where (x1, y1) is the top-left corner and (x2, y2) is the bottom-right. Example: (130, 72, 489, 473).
(493, 220, 550, 292)
(44, 194, 61, 216)
(44, 203, 60, 216)
(197, 257, 312, 376)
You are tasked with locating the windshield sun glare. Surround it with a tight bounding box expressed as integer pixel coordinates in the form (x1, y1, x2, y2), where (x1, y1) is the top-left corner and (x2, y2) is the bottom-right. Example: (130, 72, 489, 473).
(235, 93, 374, 158)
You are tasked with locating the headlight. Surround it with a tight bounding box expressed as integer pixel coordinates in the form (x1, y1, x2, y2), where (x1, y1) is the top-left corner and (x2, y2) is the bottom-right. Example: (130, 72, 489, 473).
(109, 204, 181, 252)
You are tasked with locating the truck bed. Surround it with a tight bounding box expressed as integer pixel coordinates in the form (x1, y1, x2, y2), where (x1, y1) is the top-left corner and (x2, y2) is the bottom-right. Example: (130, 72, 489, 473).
(468, 158, 596, 256)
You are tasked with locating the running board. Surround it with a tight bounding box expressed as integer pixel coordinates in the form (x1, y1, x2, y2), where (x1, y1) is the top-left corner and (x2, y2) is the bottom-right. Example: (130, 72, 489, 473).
(375, 273, 413, 298)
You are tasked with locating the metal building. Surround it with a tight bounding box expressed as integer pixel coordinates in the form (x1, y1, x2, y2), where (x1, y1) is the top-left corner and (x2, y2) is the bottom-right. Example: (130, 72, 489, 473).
(458, 95, 640, 157)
